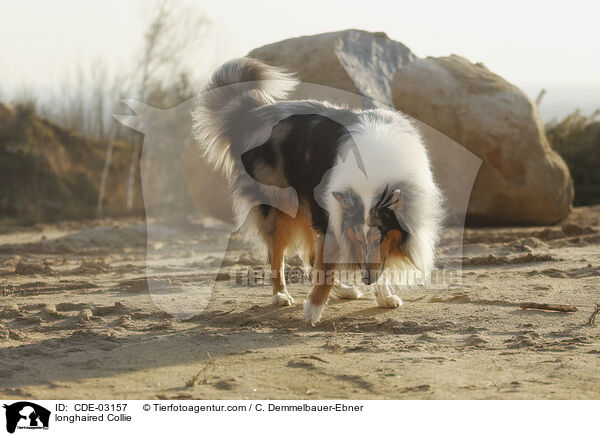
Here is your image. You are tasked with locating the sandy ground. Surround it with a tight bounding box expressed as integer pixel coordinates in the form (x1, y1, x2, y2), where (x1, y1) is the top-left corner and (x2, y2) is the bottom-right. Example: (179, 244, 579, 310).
(1, 207, 599, 400)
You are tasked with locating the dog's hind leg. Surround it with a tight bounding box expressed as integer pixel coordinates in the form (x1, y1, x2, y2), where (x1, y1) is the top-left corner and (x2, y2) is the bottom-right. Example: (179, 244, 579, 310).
(297, 214, 316, 268)
(332, 279, 362, 300)
(268, 212, 295, 306)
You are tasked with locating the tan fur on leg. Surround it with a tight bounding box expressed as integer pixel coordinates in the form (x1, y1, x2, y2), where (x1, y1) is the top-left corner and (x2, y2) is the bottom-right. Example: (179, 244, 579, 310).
(268, 212, 295, 306)
(304, 236, 335, 324)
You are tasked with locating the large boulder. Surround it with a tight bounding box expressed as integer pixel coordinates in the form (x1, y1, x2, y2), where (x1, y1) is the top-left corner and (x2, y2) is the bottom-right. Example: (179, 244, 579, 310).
(391, 55, 573, 224)
(249, 29, 573, 225)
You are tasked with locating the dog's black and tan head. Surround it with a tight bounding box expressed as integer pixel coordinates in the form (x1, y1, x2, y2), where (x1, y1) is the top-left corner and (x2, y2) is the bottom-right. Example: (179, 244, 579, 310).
(332, 184, 411, 284)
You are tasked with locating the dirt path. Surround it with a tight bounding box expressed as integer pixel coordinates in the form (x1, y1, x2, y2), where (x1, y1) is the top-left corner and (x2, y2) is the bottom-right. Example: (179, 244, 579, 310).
(1, 208, 599, 399)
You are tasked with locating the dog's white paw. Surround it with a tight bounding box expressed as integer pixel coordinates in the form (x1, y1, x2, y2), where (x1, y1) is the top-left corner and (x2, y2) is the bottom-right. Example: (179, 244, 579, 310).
(304, 300, 325, 325)
(332, 282, 362, 300)
(374, 279, 403, 308)
(376, 294, 403, 308)
(272, 292, 294, 306)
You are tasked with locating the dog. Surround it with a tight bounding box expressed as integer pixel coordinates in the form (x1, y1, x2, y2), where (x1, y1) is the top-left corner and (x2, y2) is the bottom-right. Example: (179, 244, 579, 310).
(192, 58, 442, 324)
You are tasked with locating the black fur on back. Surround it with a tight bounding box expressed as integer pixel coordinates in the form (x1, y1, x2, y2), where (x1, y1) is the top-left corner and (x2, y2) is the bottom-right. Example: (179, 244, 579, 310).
(238, 113, 357, 234)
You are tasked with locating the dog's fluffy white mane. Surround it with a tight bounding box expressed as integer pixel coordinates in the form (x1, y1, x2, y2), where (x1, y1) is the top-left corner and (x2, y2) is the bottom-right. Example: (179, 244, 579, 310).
(324, 109, 443, 279)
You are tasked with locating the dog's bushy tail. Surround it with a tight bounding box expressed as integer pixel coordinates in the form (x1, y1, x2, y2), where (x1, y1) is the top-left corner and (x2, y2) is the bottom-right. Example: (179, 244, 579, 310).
(192, 57, 298, 176)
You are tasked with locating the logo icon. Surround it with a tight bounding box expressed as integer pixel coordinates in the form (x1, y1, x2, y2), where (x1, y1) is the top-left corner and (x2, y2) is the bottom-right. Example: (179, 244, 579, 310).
(3, 402, 50, 434)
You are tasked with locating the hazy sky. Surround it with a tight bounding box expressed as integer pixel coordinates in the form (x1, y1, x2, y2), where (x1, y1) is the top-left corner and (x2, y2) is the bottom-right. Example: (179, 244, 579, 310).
(1, 0, 599, 119)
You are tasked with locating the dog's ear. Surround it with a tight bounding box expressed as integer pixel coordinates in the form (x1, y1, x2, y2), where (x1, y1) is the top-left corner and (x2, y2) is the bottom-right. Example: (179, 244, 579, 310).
(332, 191, 353, 210)
(390, 189, 414, 238)
(389, 189, 403, 211)
(376, 187, 403, 212)
(384, 189, 412, 236)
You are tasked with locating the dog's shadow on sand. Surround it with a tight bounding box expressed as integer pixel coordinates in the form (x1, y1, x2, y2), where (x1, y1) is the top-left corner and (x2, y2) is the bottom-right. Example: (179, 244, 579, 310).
(0, 300, 387, 391)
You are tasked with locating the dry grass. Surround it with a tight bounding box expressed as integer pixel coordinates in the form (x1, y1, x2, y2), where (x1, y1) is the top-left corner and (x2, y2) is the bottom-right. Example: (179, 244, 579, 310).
(186, 352, 216, 387)
(587, 304, 600, 326)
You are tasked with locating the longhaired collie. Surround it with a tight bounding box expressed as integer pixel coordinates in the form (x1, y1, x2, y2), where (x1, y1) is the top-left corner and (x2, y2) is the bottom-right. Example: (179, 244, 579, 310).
(192, 58, 442, 324)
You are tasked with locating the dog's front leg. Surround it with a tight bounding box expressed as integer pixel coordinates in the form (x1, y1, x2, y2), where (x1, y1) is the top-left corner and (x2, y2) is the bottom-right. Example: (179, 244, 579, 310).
(304, 280, 335, 325)
(373, 275, 403, 308)
(304, 236, 335, 325)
